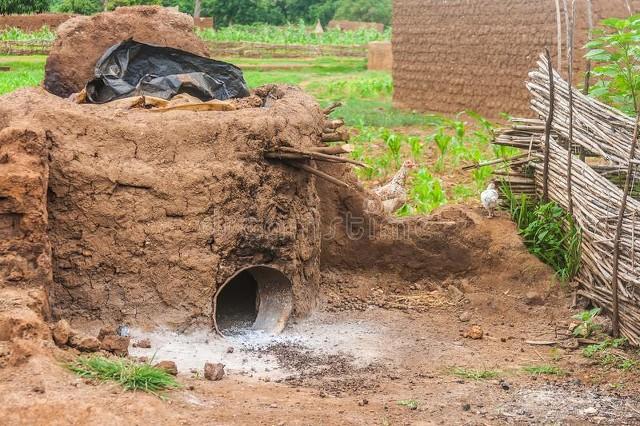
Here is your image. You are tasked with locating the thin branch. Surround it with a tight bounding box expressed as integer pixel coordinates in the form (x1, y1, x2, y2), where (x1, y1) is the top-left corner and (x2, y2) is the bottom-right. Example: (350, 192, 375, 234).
(581, 0, 593, 162)
(566, 0, 575, 215)
(543, 48, 556, 202)
(555, 0, 563, 70)
(283, 160, 351, 188)
(322, 102, 342, 115)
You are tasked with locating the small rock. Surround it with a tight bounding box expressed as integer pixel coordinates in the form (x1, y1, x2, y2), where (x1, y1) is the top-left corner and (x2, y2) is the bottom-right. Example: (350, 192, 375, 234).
(52, 320, 74, 346)
(133, 338, 151, 349)
(32, 385, 45, 394)
(226, 346, 234, 354)
(358, 399, 369, 406)
(447, 285, 465, 302)
(462, 403, 471, 411)
(582, 407, 598, 416)
(524, 291, 545, 306)
(269, 403, 278, 409)
(459, 311, 472, 322)
(155, 360, 178, 376)
(97, 326, 117, 341)
(463, 325, 483, 340)
(204, 362, 224, 381)
(499, 379, 510, 391)
(69, 335, 101, 352)
(100, 335, 130, 356)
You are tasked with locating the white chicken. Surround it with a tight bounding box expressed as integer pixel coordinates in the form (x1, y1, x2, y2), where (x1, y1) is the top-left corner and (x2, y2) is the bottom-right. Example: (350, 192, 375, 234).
(371, 160, 416, 214)
(480, 181, 499, 218)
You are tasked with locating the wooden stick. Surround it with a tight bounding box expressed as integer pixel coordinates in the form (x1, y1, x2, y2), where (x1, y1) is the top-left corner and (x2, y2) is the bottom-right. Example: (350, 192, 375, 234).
(462, 153, 529, 170)
(266, 149, 367, 167)
(554, 0, 563, 71)
(322, 102, 342, 115)
(580, 0, 593, 163)
(283, 161, 350, 188)
(611, 115, 640, 337)
(321, 133, 349, 143)
(543, 48, 555, 202)
(309, 145, 353, 155)
(566, 0, 575, 215)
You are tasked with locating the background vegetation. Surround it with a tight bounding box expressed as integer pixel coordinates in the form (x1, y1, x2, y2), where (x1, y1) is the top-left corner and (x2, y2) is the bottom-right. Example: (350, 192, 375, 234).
(5, 0, 391, 27)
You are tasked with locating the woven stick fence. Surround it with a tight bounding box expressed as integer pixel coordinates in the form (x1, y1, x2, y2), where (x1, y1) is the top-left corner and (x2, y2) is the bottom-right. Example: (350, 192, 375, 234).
(494, 54, 640, 344)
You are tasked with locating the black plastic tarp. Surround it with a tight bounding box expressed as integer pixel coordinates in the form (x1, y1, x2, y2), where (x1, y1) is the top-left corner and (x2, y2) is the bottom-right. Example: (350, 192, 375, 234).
(85, 39, 250, 104)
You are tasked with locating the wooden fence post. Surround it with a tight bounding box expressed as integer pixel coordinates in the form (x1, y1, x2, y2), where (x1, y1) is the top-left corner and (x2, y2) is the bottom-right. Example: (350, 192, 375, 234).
(565, 0, 575, 215)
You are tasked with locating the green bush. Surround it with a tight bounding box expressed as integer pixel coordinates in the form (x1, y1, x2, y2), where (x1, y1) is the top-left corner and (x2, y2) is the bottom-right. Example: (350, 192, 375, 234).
(334, 0, 391, 26)
(0, 0, 50, 14)
(503, 189, 581, 282)
(51, 0, 102, 14)
(105, 0, 161, 10)
(586, 15, 640, 115)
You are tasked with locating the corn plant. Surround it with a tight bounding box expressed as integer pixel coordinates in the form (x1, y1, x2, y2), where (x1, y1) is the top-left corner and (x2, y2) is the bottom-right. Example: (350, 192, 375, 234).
(407, 136, 423, 160)
(382, 128, 402, 168)
(472, 166, 493, 190)
(196, 23, 391, 46)
(398, 167, 447, 216)
(433, 128, 452, 172)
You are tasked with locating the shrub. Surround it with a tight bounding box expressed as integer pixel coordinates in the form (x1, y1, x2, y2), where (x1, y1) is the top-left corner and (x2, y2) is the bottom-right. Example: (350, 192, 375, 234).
(0, 0, 50, 14)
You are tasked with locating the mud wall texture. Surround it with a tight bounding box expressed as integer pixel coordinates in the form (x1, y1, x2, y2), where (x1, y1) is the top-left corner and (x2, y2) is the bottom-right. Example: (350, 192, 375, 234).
(44, 6, 210, 98)
(0, 13, 75, 31)
(392, 0, 640, 118)
(0, 85, 323, 331)
(0, 123, 52, 357)
(368, 41, 392, 71)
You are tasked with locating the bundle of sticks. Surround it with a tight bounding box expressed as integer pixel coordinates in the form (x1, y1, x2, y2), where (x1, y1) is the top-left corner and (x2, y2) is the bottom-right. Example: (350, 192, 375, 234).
(265, 102, 362, 188)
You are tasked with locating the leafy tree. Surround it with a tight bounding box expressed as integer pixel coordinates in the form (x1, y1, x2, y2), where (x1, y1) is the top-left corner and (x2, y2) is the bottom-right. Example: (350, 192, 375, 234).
(334, 0, 391, 26)
(51, 0, 103, 14)
(105, 0, 161, 10)
(0, 0, 50, 14)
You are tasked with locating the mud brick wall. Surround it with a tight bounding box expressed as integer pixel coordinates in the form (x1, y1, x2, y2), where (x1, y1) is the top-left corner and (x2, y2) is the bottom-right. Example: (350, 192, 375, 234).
(0, 14, 75, 31)
(392, 0, 640, 118)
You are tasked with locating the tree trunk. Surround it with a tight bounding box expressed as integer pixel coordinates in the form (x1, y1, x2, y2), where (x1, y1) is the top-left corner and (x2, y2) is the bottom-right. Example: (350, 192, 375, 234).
(194, 0, 202, 19)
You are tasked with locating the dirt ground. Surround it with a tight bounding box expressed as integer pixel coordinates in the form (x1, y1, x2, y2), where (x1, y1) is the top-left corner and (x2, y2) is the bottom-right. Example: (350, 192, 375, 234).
(2, 207, 640, 425)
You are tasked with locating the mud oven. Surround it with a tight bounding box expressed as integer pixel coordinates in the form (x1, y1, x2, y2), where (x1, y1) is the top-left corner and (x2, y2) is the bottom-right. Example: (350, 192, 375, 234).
(0, 85, 330, 335)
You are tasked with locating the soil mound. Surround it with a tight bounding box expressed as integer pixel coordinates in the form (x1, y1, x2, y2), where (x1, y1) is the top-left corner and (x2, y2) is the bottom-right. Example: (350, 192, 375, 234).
(44, 6, 210, 98)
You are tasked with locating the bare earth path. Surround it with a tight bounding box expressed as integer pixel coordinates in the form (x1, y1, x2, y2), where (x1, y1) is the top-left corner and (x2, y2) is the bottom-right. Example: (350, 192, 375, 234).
(2, 210, 640, 425)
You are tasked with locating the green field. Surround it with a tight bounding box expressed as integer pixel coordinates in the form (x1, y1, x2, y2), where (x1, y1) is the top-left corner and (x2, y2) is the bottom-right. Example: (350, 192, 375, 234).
(0, 53, 501, 214)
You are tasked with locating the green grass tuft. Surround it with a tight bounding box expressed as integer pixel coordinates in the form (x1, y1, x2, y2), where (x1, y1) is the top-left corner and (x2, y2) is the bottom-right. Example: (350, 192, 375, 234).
(67, 356, 180, 395)
(450, 367, 500, 380)
(397, 399, 418, 410)
(523, 365, 566, 376)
